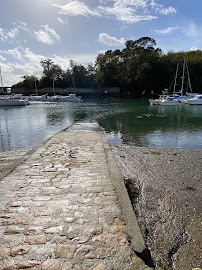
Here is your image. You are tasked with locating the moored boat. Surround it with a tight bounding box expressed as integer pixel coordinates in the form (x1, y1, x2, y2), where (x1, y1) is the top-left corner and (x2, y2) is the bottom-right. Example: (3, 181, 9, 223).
(55, 94, 82, 102)
(148, 95, 167, 105)
(186, 94, 202, 105)
(29, 94, 58, 102)
(0, 97, 27, 106)
(29, 93, 82, 102)
(159, 96, 181, 106)
(149, 56, 196, 106)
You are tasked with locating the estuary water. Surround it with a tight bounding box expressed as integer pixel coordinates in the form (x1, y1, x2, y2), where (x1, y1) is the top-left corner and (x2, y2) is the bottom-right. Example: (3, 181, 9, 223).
(0, 98, 202, 152)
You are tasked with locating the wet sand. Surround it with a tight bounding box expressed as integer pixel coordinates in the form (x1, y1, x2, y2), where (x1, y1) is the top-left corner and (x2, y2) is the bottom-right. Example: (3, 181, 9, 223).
(111, 146, 202, 270)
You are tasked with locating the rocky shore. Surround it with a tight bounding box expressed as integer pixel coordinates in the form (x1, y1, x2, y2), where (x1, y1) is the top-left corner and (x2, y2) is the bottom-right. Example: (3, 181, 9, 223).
(111, 146, 202, 270)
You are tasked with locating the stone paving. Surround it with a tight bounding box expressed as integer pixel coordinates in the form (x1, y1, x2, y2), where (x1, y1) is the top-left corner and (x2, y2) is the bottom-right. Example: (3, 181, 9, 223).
(0, 122, 151, 270)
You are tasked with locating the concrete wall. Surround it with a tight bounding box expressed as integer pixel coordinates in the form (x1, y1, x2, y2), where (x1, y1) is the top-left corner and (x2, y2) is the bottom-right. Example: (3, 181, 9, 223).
(11, 87, 121, 97)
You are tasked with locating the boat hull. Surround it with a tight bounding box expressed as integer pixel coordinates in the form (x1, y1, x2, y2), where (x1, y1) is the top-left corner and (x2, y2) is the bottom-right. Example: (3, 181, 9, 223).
(0, 99, 27, 106)
(159, 100, 180, 106)
(187, 101, 202, 105)
(160, 102, 180, 106)
(58, 97, 81, 102)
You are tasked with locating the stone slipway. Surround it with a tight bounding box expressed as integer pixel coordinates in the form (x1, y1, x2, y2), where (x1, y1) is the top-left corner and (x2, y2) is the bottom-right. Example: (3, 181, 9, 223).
(0, 122, 151, 270)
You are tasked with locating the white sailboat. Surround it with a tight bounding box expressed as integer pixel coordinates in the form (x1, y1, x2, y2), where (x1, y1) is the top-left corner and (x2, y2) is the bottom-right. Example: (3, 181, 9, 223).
(171, 56, 192, 100)
(149, 56, 197, 106)
(159, 56, 195, 106)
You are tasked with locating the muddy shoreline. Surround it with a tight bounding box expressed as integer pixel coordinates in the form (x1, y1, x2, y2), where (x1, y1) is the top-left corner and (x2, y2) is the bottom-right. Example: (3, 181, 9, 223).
(111, 145, 202, 270)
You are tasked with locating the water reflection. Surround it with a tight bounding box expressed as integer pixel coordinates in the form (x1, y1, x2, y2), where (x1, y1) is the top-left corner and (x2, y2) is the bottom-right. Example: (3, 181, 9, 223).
(0, 99, 202, 152)
(98, 100, 202, 150)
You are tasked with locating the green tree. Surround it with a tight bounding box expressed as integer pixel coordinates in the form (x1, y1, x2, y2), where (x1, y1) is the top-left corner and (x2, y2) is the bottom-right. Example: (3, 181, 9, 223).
(12, 75, 38, 89)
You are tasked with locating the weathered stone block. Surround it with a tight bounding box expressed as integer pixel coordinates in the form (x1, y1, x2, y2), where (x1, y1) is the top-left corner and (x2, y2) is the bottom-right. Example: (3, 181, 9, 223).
(25, 226, 43, 235)
(4, 225, 24, 234)
(51, 235, 67, 244)
(16, 260, 40, 269)
(45, 225, 63, 234)
(41, 259, 60, 270)
(55, 245, 76, 259)
(10, 245, 31, 256)
(26, 235, 47, 245)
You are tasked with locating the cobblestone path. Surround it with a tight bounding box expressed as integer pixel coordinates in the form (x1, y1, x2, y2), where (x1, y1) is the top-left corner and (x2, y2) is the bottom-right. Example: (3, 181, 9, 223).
(0, 122, 150, 270)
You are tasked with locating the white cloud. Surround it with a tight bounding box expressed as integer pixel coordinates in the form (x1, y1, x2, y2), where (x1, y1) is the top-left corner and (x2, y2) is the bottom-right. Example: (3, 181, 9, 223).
(53, 1, 101, 17)
(150, 0, 177, 15)
(52, 55, 71, 70)
(34, 25, 60, 45)
(158, 6, 177, 15)
(0, 48, 46, 86)
(57, 17, 68, 24)
(53, 0, 176, 24)
(4, 48, 22, 60)
(53, 53, 97, 68)
(189, 47, 201, 51)
(114, 0, 148, 9)
(99, 33, 125, 46)
(14, 20, 29, 32)
(0, 46, 97, 86)
(97, 50, 107, 54)
(7, 28, 19, 39)
(24, 48, 45, 68)
(0, 55, 6, 61)
(71, 53, 97, 65)
(96, 0, 176, 23)
(98, 3, 157, 23)
(152, 26, 179, 35)
(0, 27, 19, 42)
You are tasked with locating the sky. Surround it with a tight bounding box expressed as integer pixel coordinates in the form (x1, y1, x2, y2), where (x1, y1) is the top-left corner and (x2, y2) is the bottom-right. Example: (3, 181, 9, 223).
(0, 0, 202, 86)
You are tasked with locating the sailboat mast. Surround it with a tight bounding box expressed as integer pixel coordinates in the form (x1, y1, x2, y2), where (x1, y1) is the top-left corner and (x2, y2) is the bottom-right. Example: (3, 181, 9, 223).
(185, 58, 192, 93)
(0, 67, 3, 94)
(173, 63, 179, 94)
(180, 56, 186, 96)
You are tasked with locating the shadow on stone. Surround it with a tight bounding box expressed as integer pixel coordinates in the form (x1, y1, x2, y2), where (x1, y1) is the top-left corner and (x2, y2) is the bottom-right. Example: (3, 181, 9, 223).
(124, 178, 155, 268)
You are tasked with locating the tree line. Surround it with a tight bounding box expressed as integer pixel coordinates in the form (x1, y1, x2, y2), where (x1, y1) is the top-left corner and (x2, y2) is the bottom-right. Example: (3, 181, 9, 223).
(12, 37, 202, 97)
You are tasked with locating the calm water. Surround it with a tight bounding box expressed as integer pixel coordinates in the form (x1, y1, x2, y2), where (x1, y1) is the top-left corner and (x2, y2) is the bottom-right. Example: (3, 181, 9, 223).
(1, 98, 202, 152)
